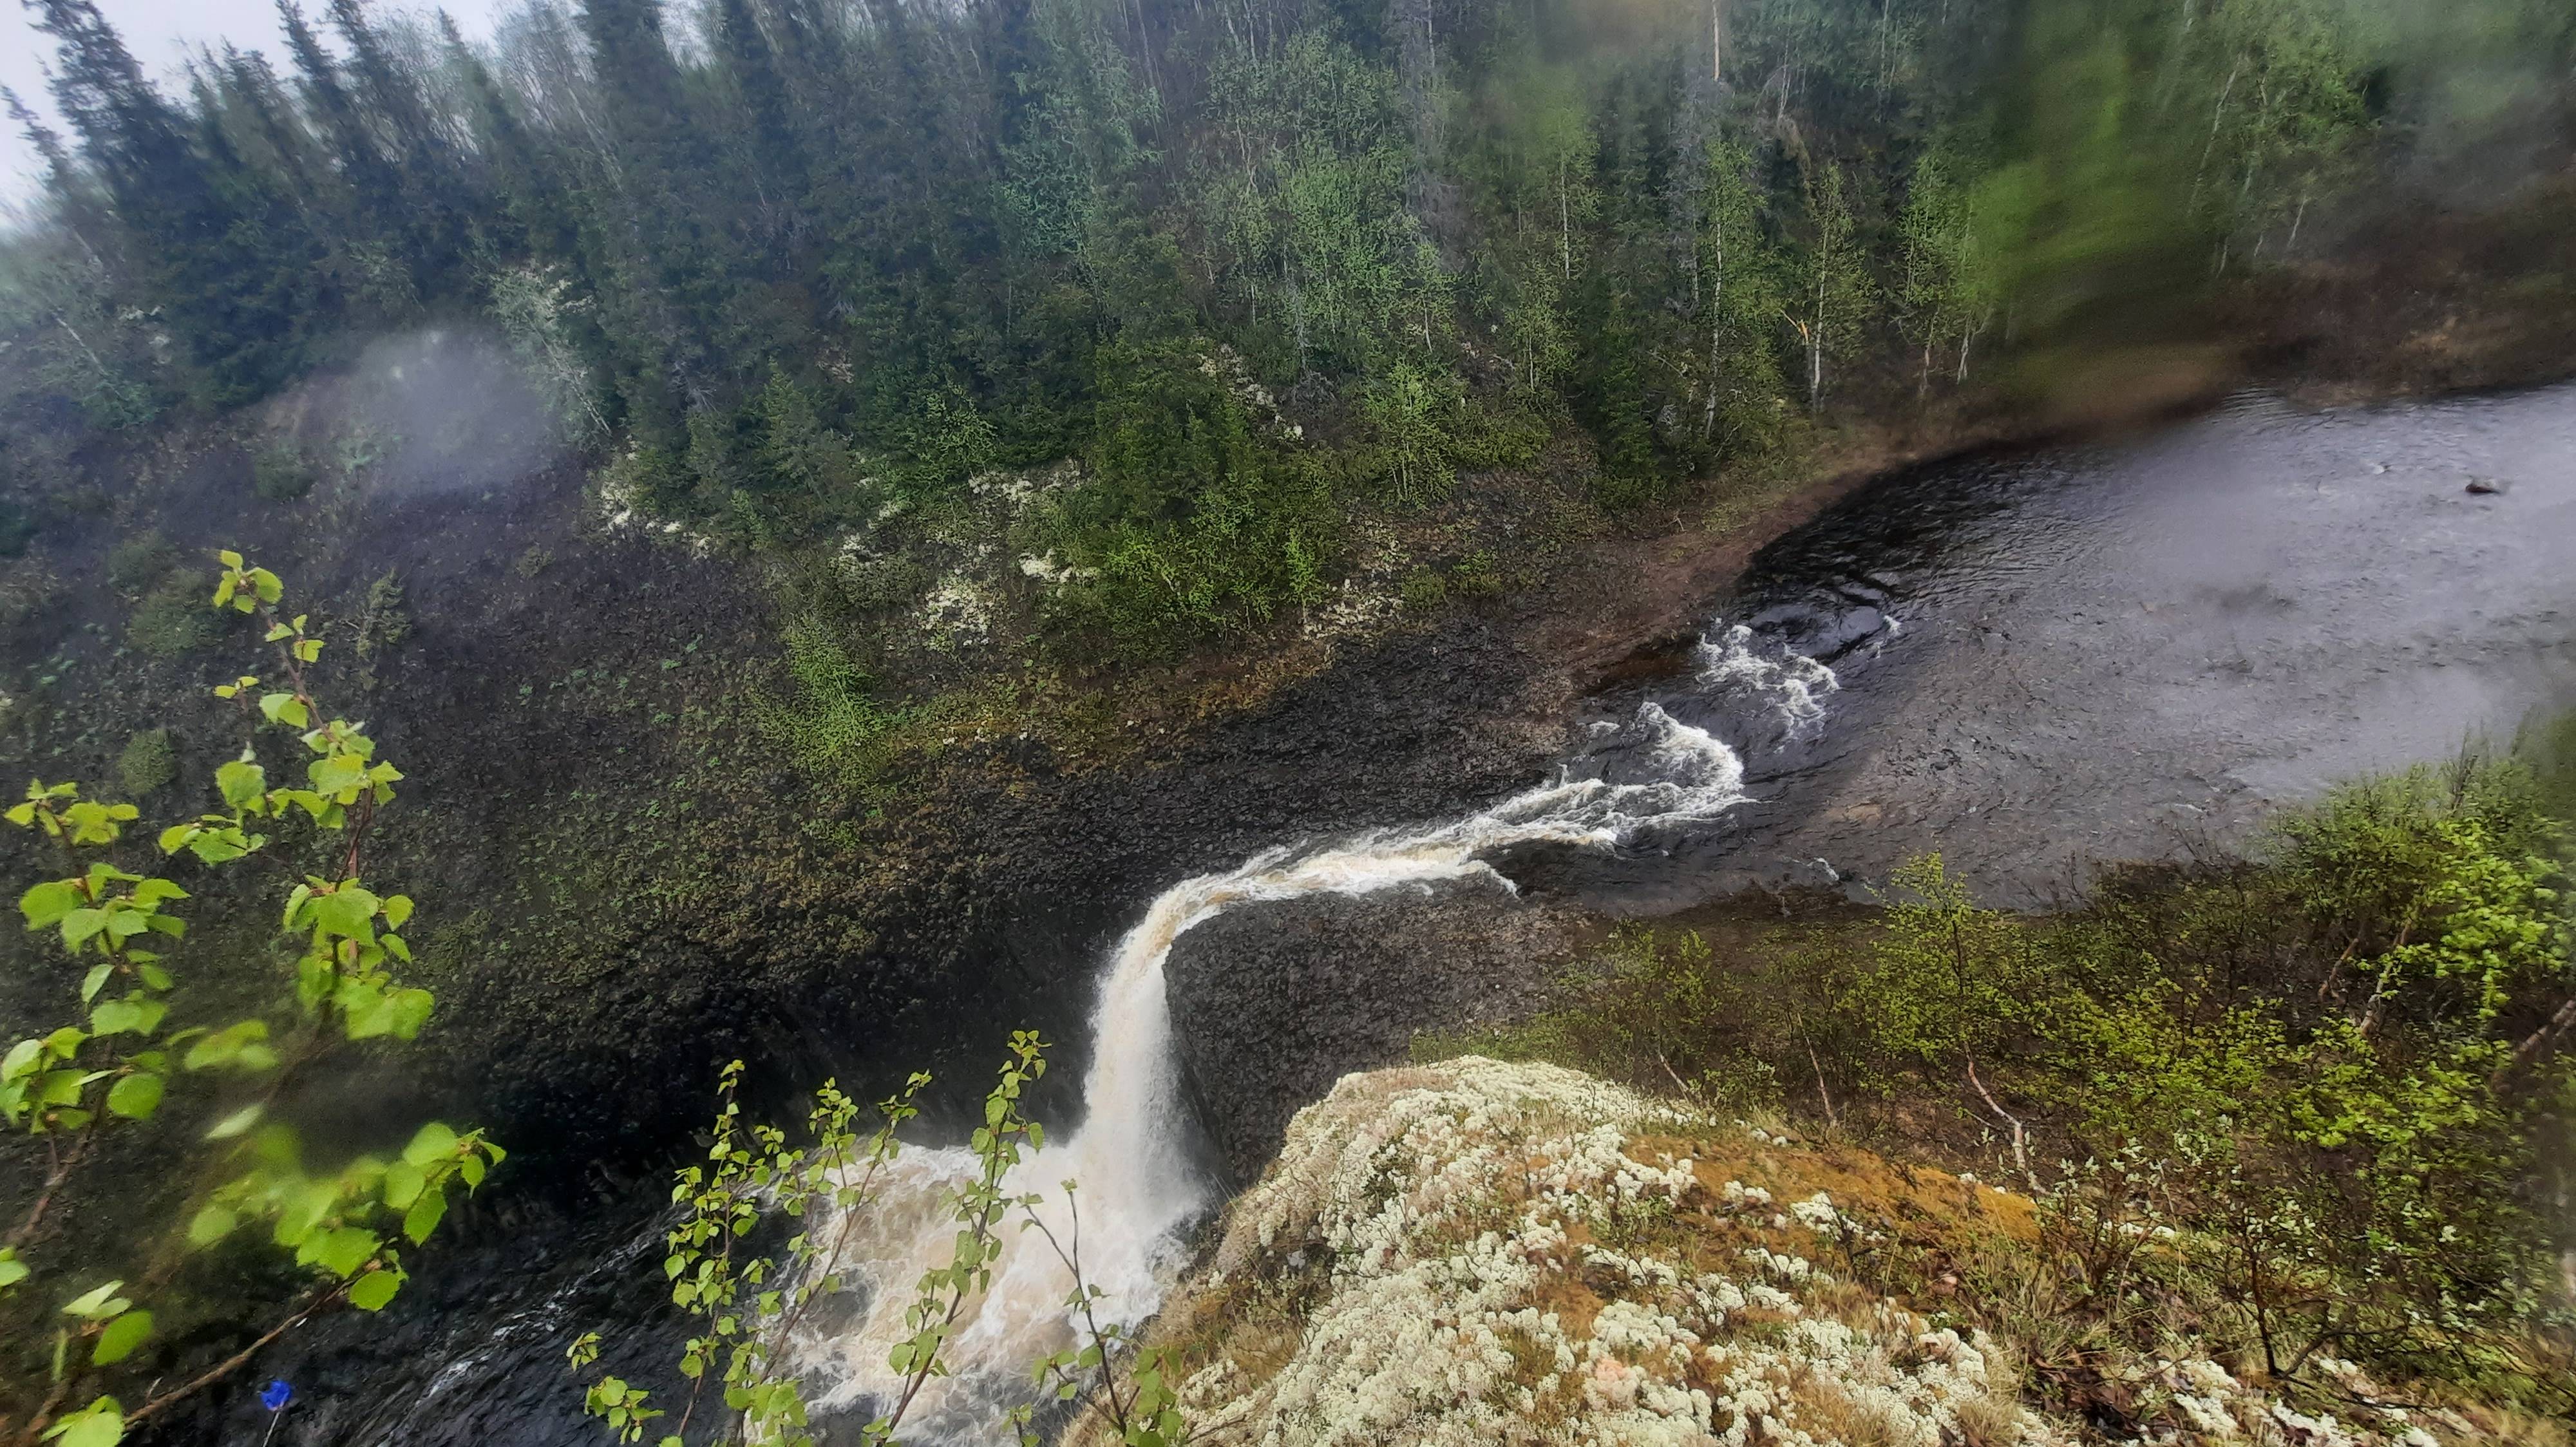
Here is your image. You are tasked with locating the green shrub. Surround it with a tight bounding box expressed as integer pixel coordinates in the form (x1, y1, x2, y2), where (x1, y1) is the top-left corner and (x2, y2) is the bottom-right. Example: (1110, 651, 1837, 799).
(113, 726, 175, 797)
(1450, 549, 1503, 597)
(1486, 752, 2575, 1402)
(106, 531, 178, 594)
(1039, 340, 1341, 656)
(1399, 567, 1448, 610)
(252, 442, 315, 502)
(753, 618, 909, 778)
(125, 571, 220, 657)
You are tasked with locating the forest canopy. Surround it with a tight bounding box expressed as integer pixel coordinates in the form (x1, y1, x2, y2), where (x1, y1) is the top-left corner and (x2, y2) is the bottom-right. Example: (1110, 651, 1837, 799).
(3, 0, 2572, 648)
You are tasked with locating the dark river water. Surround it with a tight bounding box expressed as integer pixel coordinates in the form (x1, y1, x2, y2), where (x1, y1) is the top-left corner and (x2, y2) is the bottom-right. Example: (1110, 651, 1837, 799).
(226, 381, 2576, 1445)
(1584, 382, 2576, 909)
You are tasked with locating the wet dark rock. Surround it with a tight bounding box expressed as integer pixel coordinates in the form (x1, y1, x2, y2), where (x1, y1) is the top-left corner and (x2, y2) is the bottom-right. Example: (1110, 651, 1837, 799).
(1164, 877, 1584, 1183)
(2465, 475, 2508, 495)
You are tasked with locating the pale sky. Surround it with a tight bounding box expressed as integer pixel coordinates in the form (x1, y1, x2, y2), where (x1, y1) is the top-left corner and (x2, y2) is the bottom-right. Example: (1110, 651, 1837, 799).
(1, 0, 512, 209)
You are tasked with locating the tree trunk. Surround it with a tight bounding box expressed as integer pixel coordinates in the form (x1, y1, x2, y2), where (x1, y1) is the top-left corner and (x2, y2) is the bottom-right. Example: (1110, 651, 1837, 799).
(1559, 158, 1573, 281)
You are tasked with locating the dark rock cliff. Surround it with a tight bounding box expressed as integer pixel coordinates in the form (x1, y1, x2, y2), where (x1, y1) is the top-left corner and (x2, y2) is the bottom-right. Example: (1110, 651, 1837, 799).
(1163, 877, 1584, 1182)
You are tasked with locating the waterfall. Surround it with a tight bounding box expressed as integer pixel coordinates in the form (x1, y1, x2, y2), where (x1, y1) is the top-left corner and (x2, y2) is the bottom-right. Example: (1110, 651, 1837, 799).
(786, 623, 1837, 1441)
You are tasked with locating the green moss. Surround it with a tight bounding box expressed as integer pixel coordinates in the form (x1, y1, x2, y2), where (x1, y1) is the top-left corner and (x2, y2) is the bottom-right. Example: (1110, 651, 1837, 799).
(114, 727, 176, 797)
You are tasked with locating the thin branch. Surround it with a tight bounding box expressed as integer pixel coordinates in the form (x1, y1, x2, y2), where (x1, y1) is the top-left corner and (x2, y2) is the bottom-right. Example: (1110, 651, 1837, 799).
(1963, 1055, 2035, 1192)
(121, 1282, 345, 1432)
(6, 1117, 102, 1249)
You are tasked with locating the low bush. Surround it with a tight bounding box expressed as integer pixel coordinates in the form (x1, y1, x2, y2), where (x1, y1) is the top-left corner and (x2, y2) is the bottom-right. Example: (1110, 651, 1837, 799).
(124, 571, 219, 657)
(104, 533, 177, 595)
(1434, 745, 2576, 1412)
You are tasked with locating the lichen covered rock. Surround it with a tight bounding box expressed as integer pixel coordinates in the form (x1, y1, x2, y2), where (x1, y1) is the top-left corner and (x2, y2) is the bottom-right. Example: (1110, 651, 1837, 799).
(1150, 1058, 2479, 1447)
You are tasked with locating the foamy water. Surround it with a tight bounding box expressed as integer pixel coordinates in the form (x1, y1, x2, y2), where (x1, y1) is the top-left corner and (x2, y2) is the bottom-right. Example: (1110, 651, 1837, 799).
(786, 623, 1837, 1440)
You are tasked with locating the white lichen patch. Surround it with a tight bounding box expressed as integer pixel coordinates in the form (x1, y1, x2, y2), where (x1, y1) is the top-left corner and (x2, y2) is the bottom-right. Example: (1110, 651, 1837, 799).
(913, 572, 995, 647)
(1017, 550, 1096, 585)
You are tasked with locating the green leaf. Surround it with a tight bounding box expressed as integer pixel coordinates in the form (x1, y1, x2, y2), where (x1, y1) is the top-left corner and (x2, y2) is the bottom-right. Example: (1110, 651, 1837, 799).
(79, 965, 113, 1005)
(0, 1247, 27, 1291)
(215, 759, 269, 809)
(273, 1180, 335, 1247)
(308, 753, 367, 799)
(402, 1121, 459, 1166)
(339, 983, 394, 1041)
(259, 694, 310, 730)
(183, 1020, 276, 1073)
(307, 887, 379, 941)
(185, 1204, 239, 1247)
(104, 1073, 162, 1121)
(384, 988, 433, 1041)
(402, 1186, 448, 1245)
(348, 1268, 400, 1311)
(184, 830, 252, 866)
(88, 998, 166, 1038)
(383, 1160, 425, 1210)
(21, 881, 82, 931)
(60, 909, 108, 949)
(130, 878, 187, 907)
(39, 1396, 122, 1447)
(62, 1281, 128, 1319)
(383, 894, 414, 930)
(314, 1227, 377, 1278)
(90, 1310, 151, 1365)
(3, 1039, 43, 1083)
(205, 1103, 264, 1140)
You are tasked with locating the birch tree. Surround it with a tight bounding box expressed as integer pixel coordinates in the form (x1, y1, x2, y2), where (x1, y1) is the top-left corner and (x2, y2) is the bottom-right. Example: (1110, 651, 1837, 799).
(1791, 160, 1874, 412)
(1895, 144, 1998, 397)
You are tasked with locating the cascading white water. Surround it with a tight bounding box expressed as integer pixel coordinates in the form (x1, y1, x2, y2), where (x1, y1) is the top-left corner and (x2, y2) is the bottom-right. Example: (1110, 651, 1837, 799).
(787, 623, 1837, 1442)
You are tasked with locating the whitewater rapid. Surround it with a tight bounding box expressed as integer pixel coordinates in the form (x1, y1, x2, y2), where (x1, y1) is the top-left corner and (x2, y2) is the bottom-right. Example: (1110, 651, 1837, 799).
(788, 622, 1841, 1441)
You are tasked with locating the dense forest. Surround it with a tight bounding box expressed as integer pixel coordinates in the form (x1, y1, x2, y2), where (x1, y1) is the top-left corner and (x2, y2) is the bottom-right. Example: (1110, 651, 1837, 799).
(4, 0, 2571, 658)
